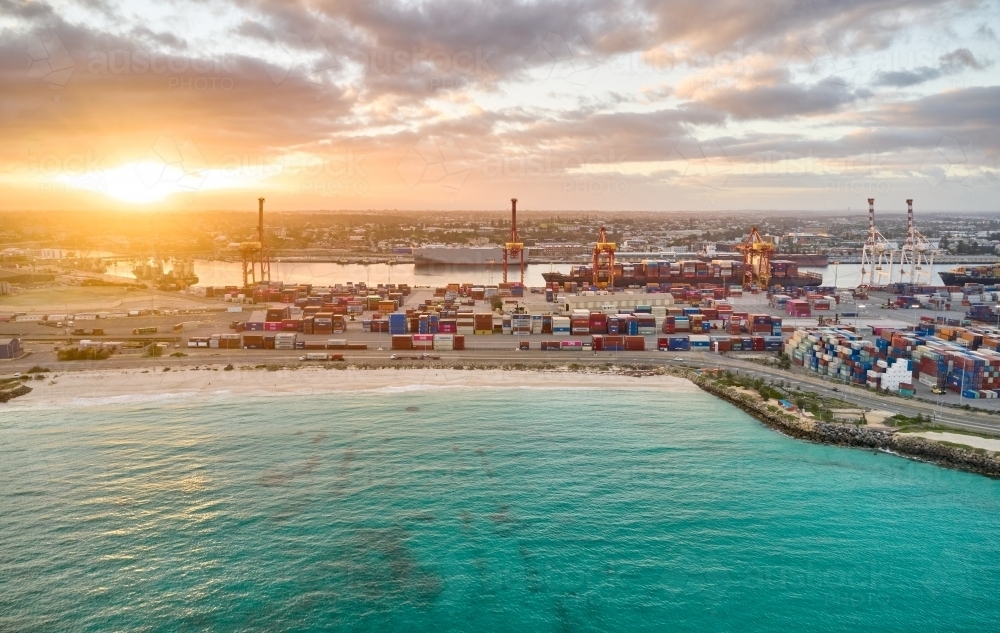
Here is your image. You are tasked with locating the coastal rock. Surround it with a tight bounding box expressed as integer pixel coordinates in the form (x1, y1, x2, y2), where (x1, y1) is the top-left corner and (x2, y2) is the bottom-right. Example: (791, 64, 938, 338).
(695, 378, 1000, 479)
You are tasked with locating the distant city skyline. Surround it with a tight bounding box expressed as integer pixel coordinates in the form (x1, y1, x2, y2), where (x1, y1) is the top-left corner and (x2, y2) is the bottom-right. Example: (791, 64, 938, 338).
(2, 0, 999, 212)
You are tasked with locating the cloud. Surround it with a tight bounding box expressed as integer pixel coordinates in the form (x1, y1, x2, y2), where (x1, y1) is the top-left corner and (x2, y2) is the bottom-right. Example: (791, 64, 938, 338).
(689, 74, 868, 120)
(0, 0, 998, 210)
(873, 48, 989, 87)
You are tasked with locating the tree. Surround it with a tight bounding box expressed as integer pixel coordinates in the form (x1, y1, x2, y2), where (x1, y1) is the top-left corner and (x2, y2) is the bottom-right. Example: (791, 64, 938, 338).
(490, 295, 503, 311)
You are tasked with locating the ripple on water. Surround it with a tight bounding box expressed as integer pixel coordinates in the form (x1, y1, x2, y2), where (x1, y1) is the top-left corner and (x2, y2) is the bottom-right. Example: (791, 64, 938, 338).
(1, 388, 1000, 632)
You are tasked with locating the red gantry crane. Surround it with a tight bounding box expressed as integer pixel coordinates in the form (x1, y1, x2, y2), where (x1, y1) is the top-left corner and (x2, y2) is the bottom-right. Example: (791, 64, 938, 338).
(502, 198, 524, 284)
(592, 226, 616, 291)
(240, 197, 271, 287)
(736, 227, 775, 288)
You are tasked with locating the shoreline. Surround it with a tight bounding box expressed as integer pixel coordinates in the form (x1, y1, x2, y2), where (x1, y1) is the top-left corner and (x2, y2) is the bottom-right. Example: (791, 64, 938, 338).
(693, 376, 1000, 479)
(5, 362, 1000, 479)
(2, 364, 698, 409)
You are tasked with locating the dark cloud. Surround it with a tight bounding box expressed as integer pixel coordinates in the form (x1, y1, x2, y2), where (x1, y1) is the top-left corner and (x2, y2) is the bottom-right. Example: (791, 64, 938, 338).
(694, 76, 866, 120)
(874, 67, 942, 87)
(129, 26, 188, 50)
(874, 48, 988, 87)
(940, 48, 986, 71)
(0, 0, 55, 19)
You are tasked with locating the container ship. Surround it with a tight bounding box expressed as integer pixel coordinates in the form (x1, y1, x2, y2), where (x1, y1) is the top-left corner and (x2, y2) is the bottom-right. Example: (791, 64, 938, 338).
(939, 264, 1000, 287)
(542, 259, 823, 289)
(701, 252, 828, 267)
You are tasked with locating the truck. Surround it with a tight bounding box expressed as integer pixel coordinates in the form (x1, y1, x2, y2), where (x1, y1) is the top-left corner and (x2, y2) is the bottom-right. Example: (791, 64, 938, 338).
(73, 328, 100, 336)
(299, 353, 345, 361)
(132, 326, 158, 335)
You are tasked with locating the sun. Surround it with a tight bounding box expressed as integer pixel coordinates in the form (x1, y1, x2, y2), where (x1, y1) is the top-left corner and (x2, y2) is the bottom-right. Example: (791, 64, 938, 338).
(57, 161, 188, 203)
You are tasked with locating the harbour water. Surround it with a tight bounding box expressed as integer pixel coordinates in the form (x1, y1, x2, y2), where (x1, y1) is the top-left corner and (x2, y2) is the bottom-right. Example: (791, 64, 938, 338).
(2, 387, 999, 631)
(105, 260, 973, 289)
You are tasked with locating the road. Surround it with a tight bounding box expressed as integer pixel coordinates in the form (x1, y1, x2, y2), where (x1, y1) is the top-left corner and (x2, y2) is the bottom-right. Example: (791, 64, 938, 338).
(8, 344, 997, 436)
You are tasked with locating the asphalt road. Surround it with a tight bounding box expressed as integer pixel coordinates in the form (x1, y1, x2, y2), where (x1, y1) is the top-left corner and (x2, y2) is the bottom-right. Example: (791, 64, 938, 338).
(6, 343, 996, 436)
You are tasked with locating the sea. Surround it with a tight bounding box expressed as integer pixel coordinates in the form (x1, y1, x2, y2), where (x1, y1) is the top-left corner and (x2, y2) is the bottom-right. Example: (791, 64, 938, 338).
(2, 387, 1000, 631)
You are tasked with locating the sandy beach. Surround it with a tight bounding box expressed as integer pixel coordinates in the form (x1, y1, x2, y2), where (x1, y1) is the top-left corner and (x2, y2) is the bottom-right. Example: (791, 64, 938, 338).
(4, 366, 698, 409)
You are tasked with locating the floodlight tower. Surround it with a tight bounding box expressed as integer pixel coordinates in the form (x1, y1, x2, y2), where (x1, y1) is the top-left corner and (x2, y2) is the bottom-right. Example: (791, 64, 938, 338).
(859, 198, 894, 289)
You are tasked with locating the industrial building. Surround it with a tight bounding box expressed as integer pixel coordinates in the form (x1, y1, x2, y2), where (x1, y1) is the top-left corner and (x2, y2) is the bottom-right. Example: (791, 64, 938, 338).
(0, 337, 23, 360)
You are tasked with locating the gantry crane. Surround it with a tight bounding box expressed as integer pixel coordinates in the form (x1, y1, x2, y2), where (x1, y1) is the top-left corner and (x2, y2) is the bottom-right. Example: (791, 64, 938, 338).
(736, 227, 775, 287)
(240, 197, 271, 287)
(592, 226, 616, 291)
(502, 198, 524, 284)
(859, 198, 894, 290)
(897, 198, 935, 286)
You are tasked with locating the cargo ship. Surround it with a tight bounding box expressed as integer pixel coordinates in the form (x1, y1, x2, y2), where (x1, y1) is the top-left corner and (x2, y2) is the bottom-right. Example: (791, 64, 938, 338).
(939, 264, 1000, 287)
(132, 259, 199, 289)
(702, 252, 828, 267)
(413, 246, 516, 266)
(542, 259, 823, 289)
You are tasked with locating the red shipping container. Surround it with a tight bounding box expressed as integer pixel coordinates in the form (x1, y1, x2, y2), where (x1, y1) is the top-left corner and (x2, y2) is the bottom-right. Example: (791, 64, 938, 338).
(624, 336, 645, 351)
(454, 335, 465, 351)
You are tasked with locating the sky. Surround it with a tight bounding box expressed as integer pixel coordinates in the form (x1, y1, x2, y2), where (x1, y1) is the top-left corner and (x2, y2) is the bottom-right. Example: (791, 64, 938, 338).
(1, 0, 998, 213)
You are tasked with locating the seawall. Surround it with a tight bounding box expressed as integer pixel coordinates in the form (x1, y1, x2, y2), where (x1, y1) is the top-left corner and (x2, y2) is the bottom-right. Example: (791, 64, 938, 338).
(694, 377, 1000, 479)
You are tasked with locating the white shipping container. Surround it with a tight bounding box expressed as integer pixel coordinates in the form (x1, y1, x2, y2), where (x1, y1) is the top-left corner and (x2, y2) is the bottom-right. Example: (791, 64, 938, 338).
(227, 306, 244, 313)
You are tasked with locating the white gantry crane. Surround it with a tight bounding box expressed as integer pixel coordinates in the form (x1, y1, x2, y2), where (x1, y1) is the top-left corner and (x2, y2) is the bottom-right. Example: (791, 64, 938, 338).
(859, 198, 894, 289)
(896, 199, 935, 286)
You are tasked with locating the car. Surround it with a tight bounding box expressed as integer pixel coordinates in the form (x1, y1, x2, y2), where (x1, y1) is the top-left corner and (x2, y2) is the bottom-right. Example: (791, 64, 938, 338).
(931, 386, 945, 395)
(390, 354, 397, 359)
(673, 357, 683, 361)
(831, 387, 839, 392)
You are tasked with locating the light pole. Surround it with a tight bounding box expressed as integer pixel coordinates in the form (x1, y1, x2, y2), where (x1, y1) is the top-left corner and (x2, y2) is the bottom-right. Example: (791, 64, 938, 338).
(856, 304, 865, 329)
(833, 260, 839, 289)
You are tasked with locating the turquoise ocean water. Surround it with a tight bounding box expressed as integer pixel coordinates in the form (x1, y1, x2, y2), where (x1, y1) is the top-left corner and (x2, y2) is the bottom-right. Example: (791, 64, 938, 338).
(2, 387, 1000, 631)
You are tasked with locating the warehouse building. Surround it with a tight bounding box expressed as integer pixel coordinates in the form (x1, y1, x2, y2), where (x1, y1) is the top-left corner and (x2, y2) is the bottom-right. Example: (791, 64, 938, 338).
(0, 337, 23, 360)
